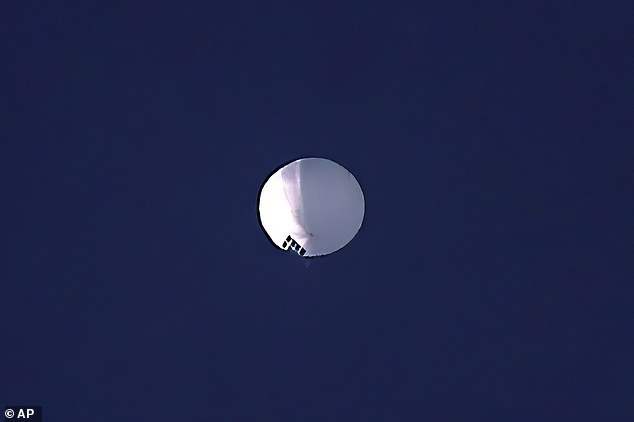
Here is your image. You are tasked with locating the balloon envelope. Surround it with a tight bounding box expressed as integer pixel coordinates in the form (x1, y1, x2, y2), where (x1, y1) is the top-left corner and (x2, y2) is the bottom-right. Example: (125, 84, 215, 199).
(258, 158, 365, 257)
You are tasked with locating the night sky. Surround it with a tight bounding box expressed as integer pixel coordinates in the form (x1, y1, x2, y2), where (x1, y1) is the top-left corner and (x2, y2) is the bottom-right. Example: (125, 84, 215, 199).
(2, 1, 633, 421)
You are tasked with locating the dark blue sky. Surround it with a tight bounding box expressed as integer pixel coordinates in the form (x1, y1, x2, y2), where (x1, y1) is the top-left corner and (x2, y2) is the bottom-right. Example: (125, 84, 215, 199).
(2, 1, 633, 420)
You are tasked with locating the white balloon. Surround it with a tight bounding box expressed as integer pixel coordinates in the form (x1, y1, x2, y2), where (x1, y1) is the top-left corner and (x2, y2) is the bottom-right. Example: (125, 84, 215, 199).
(258, 158, 365, 257)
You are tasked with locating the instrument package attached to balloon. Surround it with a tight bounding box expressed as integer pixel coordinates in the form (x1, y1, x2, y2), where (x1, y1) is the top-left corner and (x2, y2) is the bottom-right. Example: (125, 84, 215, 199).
(258, 158, 365, 258)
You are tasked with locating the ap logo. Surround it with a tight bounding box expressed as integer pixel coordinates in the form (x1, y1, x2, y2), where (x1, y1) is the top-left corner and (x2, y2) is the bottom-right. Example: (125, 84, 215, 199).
(4, 407, 42, 422)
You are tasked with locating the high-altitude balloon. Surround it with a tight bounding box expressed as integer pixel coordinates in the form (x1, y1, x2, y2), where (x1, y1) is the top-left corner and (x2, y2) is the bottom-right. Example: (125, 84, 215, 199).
(258, 158, 365, 257)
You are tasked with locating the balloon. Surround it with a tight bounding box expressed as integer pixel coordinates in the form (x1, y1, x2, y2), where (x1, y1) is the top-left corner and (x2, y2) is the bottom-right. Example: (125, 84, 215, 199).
(258, 158, 365, 257)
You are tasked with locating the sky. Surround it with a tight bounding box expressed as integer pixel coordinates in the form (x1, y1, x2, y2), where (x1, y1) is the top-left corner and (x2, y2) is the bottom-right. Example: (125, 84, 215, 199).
(1, 1, 633, 421)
